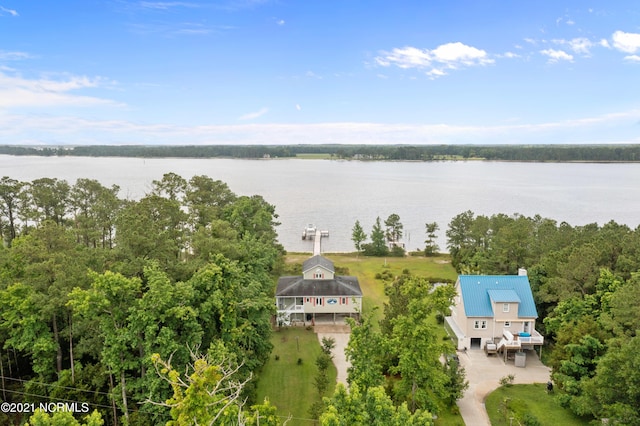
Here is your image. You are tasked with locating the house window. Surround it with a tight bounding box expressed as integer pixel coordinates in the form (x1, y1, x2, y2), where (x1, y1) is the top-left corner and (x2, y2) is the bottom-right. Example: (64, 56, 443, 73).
(504, 321, 511, 327)
(306, 298, 310, 303)
(316, 297, 322, 306)
(314, 269, 323, 279)
(474, 320, 487, 329)
(341, 297, 347, 305)
(503, 303, 510, 313)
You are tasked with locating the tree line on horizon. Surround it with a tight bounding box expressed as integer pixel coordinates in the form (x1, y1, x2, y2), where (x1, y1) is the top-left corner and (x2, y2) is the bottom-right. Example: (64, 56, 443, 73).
(3, 144, 640, 162)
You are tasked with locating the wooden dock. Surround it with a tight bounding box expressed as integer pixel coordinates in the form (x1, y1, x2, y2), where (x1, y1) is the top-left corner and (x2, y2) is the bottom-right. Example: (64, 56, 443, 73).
(313, 230, 322, 255)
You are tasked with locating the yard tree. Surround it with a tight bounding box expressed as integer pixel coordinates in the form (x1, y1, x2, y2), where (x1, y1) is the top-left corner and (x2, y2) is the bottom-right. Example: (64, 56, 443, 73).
(8, 222, 92, 376)
(320, 384, 434, 426)
(364, 216, 388, 256)
(69, 178, 121, 248)
(0, 282, 56, 376)
(0, 176, 24, 245)
(150, 348, 279, 426)
(388, 276, 459, 413)
(27, 409, 104, 426)
(151, 172, 187, 202)
(28, 177, 71, 226)
(384, 213, 403, 243)
(351, 220, 367, 254)
(344, 315, 385, 391)
(114, 195, 188, 278)
(582, 335, 640, 424)
(186, 175, 237, 228)
(424, 222, 439, 256)
(609, 272, 640, 335)
(446, 210, 475, 270)
(68, 271, 142, 424)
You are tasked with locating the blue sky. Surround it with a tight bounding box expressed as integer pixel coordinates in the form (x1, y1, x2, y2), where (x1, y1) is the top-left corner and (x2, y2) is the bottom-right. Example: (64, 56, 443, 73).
(1, 1, 639, 145)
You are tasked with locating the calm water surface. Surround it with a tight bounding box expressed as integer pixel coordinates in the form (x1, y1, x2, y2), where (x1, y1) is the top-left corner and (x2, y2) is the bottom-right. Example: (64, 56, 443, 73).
(2, 155, 639, 252)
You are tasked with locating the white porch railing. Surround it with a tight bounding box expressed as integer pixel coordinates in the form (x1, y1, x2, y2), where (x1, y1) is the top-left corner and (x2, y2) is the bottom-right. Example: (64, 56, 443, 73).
(277, 302, 304, 313)
(503, 328, 544, 345)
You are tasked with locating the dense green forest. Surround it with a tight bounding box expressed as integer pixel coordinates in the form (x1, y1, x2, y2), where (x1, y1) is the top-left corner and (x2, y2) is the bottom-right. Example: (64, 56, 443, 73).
(0, 174, 284, 425)
(3, 144, 640, 162)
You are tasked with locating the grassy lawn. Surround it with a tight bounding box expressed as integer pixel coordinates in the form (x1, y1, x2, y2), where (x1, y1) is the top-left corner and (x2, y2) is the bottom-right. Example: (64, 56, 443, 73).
(485, 383, 589, 426)
(255, 327, 336, 426)
(294, 153, 334, 159)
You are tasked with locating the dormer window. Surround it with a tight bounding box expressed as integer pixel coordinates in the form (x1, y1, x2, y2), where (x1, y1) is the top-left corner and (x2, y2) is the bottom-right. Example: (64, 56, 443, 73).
(314, 268, 324, 279)
(503, 303, 510, 313)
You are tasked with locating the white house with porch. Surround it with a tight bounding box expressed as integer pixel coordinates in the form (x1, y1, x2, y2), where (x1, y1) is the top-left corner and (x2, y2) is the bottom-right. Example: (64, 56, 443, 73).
(445, 270, 544, 355)
(275, 255, 362, 325)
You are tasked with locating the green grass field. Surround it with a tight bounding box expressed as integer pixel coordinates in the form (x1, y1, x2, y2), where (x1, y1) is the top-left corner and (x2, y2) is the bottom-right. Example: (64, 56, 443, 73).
(255, 327, 337, 426)
(485, 383, 589, 425)
(294, 153, 334, 159)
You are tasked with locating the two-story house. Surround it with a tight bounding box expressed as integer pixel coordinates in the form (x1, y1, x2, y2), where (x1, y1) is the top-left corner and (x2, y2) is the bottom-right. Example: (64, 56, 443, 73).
(276, 255, 362, 325)
(445, 270, 543, 352)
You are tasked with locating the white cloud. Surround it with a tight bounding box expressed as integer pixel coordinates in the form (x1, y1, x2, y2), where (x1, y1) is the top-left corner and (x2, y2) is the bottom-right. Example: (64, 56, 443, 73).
(0, 5, 18, 16)
(427, 68, 446, 78)
(501, 52, 521, 59)
(276, 19, 285, 26)
(137, 2, 200, 10)
(612, 31, 640, 53)
(624, 55, 640, 62)
(540, 48, 573, 63)
(431, 42, 493, 66)
(0, 71, 120, 108)
(295, 104, 301, 111)
(565, 38, 593, 55)
(375, 46, 431, 69)
(3, 109, 639, 146)
(0, 50, 30, 60)
(238, 107, 269, 120)
(375, 42, 493, 78)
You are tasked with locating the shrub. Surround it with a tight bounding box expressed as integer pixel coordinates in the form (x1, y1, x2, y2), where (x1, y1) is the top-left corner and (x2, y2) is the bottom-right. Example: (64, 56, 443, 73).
(274, 354, 280, 361)
(499, 374, 515, 387)
(523, 413, 541, 426)
(297, 358, 303, 365)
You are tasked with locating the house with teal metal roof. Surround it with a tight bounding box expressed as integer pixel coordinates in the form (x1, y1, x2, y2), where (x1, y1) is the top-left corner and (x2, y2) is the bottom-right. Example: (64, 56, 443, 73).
(445, 270, 544, 352)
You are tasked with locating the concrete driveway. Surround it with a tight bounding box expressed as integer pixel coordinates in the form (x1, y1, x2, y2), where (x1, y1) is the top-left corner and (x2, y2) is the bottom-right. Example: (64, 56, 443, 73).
(456, 349, 551, 426)
(314, 324, 351, 385)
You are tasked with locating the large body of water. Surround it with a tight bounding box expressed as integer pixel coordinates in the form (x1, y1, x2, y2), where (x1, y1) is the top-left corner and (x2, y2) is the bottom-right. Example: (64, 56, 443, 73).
(2, 155, 639, 253)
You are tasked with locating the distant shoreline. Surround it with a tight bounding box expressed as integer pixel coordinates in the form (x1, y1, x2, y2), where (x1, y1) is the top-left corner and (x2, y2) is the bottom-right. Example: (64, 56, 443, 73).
(2, 143, 640, 163)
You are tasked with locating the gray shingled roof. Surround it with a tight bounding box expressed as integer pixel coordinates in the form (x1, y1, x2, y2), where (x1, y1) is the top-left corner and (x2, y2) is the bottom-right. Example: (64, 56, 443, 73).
(302, 255, 334, 274)
(276, 276, 362, 297)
